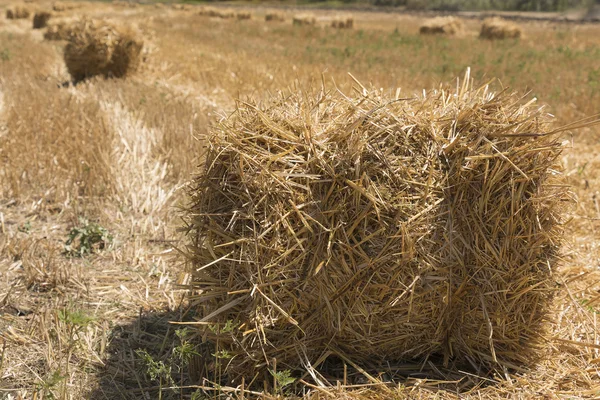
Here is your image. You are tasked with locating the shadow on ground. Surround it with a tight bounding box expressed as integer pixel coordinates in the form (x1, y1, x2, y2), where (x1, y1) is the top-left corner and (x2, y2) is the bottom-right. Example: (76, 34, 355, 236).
(90, 307, 211, 400)
(90, 308, 500, 399)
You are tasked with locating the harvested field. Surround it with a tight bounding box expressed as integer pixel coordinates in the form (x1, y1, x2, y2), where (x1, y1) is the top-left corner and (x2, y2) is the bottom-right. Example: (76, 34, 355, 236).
(0, 3, 599, 400)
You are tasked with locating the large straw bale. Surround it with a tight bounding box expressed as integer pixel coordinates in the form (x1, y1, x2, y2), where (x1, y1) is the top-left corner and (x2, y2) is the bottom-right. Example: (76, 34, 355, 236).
(33, 11, 51, 29)
(419, 16, 464, 35)
(185, 72, 568, 382)
(63, 18, 143, 82)
(6, 6, 31, 19)
(331, 15, 353, 29)
(265, 11, 285, 22)
(480, 17, 522, 39)
(292, 14, 316, 26)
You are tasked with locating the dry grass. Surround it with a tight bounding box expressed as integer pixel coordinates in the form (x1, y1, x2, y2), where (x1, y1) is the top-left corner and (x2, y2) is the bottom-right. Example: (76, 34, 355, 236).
(419, 16, 464, 35)
(480, 17, 522, 40)
(63, 18, 143, 82)
(1, 4, 600, 399)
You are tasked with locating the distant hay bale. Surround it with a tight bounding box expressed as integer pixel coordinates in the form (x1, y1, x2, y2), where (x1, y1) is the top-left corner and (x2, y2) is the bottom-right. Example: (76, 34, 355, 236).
(63, 18, 143, 82)
(480, 17, 522, 39)
(172, 4, 191, 11)
(154, 2, 164, 8)
(265, 11, 284, 22)
(292, 14, 316, 26)
(236, 11, 251, 20)
(219, 10, 235, 19)
(331, 15, 353, 29)
(44, 19, 73, 40)
(52, 1, 79, 11)
(33, 11, 51, 29)
(6, 6, 31, 19)
(419, 16, 464, 35)
(185, 73, 568, 382)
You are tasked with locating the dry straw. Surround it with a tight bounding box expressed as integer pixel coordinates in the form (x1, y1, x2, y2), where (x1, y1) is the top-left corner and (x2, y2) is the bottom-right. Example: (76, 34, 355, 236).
(63, 18, 143, 82)
(419, 16, 464, 35)
(480, 17, 522, 39)
(331, 15, 353, 29)
(185, 70, 572, 383)
(6, 6, 31, 19)
(265, 11, 285, 22)
(33, 11, 51, 29)
(293, 14, 316, 26)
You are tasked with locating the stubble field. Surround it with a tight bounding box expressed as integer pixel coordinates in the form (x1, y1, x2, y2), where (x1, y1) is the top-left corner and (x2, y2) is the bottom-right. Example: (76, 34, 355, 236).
(0, 2, 599, 399)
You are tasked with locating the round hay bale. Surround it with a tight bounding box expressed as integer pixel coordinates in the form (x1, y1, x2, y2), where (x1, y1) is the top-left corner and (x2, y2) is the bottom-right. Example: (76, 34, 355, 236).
(6, 6, 31, 19)
(63, 18, 143, 82)
(33, 11, 51, 29)
(419, 16, 464, 35)
(480, 17, 522, 40)
(331, 15, 353, 29)
(292, 14, 316, 26)
(185, 74, 567, 382)
(265, 11, 285, 22)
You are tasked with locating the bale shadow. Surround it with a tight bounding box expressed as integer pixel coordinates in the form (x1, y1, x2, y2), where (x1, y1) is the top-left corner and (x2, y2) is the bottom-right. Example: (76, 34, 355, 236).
(90, 306, 501, 399)
(91, 307, 211, 400)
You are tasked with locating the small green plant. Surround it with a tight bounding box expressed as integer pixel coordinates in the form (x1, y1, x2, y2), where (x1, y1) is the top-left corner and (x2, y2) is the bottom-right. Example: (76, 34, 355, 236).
(35, 370, 65, 399)
(270, 369, 295, 394)
(18, 221, 31, 233)
(64, 218, 112, 257)
(57, 309, 95, 327)
(136, 349, 174, 400)
(0, 49, 10, 62)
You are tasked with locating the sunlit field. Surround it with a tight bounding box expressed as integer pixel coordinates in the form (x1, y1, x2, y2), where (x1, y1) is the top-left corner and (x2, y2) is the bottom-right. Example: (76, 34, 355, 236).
(0, 2, 599, 398)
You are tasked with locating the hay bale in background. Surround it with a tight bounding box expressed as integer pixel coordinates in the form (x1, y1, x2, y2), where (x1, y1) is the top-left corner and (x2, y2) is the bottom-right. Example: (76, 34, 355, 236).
(63, 18, 143, 82)
(43, 19, 73, 40)
(52, 1, 79, 12)
(185, 72, 567, 382)
(292, 14, 316, 26)
(236, 11, 251, 20)
(6, 6, 31, 19)
(331, 15, 353, 29)
(172, 4, 191, 11)
(265, 11, 285, 22)
(419, 16, 464, 35)
(480, 17, 522, 39)
(33, 11, 51, 29)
